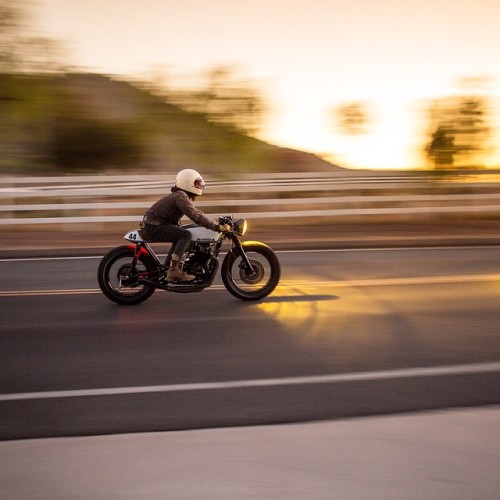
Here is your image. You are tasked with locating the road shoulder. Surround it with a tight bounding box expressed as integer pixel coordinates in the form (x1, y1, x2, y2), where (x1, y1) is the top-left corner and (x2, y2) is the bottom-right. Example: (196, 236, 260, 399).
(0, 406, 498, 500)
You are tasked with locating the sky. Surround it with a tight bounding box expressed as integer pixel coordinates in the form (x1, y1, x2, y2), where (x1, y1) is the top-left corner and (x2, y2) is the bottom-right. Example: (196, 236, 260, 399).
(35, 0, 500, 169)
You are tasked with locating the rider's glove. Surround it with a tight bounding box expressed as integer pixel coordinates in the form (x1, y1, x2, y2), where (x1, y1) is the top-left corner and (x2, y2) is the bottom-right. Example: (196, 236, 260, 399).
(219, 224, 231, 233)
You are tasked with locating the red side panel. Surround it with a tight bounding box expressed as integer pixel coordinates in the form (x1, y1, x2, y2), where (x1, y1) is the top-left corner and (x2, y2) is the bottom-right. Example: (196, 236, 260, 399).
(127, 244, 150, 257)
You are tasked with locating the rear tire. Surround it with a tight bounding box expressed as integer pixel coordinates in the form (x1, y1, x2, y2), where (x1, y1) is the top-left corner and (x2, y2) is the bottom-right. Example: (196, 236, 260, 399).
(97, 246, 156, 305)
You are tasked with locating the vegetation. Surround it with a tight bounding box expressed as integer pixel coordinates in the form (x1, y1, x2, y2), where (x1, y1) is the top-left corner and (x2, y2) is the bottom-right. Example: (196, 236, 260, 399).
(334, 102, 370, 135)
(425, 92, 492, 170)
(0, 72, 335, 175)
(0, 0, 65, 74)
(163, 65, 267, 136)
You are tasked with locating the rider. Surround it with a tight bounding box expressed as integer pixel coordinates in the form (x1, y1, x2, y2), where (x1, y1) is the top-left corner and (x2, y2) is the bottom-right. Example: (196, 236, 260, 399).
(140, 169, 230, 282)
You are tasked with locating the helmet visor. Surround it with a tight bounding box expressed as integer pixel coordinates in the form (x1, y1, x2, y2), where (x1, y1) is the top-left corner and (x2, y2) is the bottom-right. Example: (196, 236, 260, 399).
(194, 177, 205, 191)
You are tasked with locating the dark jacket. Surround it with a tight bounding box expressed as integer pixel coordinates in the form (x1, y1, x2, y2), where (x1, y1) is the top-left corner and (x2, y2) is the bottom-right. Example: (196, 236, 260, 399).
(142, 189, 219, 231)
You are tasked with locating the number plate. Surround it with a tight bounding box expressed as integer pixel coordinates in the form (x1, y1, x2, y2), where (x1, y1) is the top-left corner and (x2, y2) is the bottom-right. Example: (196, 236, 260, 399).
(124, 230, 144, 242)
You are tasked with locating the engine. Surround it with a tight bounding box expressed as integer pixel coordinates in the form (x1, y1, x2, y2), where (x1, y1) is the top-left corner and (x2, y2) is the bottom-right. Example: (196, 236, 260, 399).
(182, 242, 217, 280)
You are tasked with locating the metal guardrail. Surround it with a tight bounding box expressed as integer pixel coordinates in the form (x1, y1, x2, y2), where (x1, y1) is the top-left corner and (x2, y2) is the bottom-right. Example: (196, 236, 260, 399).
(1, 172, 500, 226)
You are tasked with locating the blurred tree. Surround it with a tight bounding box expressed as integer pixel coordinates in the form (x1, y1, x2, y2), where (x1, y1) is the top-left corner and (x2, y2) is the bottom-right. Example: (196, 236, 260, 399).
(454, 97, 490, 166)
(168, 66, 267, 136)
(334, 102, 369, 135)
(426, 126, 456, 168)
(0, 0, 24, 72)
(0, 0, 65, 74)
(424, 90, 492, 169)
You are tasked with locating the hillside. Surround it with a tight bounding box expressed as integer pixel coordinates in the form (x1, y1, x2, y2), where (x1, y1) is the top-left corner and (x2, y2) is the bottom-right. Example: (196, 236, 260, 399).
(0, 73, 342, 175)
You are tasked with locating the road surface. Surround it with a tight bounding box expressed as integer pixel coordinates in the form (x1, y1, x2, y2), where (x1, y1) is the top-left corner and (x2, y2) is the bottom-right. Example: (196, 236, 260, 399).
(1, 246, 499, 440)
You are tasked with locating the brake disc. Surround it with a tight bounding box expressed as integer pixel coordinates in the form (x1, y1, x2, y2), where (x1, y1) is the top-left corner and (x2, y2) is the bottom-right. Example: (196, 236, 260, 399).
(239, 260, 265, 284)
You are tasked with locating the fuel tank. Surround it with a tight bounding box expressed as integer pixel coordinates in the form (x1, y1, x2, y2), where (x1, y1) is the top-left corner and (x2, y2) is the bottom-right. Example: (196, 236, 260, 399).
(184, 224, 219, 242)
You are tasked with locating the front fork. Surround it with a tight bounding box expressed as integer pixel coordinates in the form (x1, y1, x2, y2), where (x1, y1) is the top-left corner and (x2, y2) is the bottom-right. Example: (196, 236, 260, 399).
(230, 236, 255, 274)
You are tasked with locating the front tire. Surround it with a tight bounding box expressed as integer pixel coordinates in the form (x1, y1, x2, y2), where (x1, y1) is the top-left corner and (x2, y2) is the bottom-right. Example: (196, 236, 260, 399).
(221, 242, 280, 301)
(97, 246, 156, 305)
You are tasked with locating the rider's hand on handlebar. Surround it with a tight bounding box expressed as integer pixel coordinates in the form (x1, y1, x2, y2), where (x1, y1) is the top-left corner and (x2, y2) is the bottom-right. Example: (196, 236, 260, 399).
(219, 224, 231, 233)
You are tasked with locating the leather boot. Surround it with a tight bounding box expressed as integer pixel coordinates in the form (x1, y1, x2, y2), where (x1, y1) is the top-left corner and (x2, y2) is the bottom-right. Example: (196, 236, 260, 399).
(166, 259, 195, 282)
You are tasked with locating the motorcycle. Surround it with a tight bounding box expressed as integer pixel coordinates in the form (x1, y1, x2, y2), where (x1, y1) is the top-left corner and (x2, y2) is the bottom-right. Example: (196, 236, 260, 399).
(97, 215, 281, 305)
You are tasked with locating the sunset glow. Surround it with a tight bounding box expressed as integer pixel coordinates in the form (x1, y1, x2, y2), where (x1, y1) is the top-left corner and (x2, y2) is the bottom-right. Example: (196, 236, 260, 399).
(37, 0, 500, 169)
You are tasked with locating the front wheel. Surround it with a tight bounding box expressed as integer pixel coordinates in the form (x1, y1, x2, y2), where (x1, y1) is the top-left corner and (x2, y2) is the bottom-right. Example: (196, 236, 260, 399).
(221, 242, 280, 301)
(97, 246, 156, 305)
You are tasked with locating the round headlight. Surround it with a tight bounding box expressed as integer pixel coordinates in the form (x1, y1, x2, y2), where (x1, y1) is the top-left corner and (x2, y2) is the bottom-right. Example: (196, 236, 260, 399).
(233, 217, 247, 236)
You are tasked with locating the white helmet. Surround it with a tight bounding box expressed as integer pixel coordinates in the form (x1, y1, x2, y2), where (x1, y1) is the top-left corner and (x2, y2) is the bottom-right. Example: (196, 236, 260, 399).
(175, 169, 206, 196)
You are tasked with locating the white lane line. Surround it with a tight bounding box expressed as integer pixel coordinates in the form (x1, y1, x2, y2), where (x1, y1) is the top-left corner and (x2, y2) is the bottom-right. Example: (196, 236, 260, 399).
(1, 362, 499, 402)
(0, 289, 102, 297)
(0, 255, 103, 262)
(1, 245, 500, 262)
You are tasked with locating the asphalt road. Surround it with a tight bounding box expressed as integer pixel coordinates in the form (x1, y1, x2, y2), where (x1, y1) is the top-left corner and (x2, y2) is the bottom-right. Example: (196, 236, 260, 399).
(1, 246, 499, 440)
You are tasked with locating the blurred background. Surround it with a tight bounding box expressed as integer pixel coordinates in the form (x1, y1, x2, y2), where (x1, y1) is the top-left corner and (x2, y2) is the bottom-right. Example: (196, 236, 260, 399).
(1, 0, 499, 242)
(1, 0, 500, 175)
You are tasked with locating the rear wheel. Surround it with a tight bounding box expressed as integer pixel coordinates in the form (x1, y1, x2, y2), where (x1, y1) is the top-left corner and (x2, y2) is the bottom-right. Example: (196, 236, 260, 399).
(221, 243, 280, 301)
(97, 246, 156, 305)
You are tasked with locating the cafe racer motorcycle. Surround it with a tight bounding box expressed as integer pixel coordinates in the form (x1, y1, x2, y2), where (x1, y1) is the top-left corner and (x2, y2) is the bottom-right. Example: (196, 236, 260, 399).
(97, 216, 280, 304)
